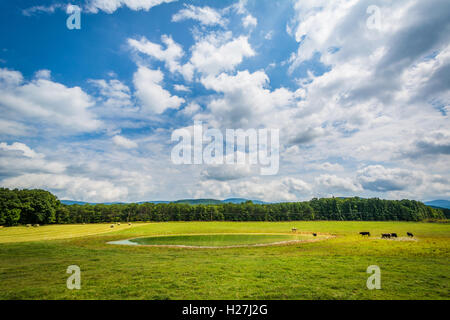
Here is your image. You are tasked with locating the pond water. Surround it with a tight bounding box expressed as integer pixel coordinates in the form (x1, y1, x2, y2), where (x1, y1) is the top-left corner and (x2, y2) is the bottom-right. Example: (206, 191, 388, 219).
(108, 233, 314, 247)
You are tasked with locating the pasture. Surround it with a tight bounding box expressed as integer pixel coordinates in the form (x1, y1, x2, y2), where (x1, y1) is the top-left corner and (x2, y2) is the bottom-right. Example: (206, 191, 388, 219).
(0, 221, 449, 300)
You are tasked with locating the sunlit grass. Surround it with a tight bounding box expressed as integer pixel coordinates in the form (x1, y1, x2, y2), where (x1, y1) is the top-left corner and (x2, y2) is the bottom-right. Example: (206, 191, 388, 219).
(0, 223, 138, 243)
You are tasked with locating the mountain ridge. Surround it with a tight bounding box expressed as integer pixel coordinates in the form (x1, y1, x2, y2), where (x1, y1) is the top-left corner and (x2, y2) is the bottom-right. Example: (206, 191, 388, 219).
(61, 198, 269, 206)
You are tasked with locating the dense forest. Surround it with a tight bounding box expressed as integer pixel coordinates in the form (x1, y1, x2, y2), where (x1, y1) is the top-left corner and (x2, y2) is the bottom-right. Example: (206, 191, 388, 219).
(0, 188, 446, 226)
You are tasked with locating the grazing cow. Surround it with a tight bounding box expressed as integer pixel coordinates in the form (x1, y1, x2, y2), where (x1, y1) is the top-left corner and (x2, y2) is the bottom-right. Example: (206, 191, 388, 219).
(312, 233, 317, 237)
(381, 233, 391, 239)
(391, 233, 398, 238)
(360, 232, 371, 237)
(292, 228, 297, 233)
(110, 225, 114, 228)
(407, 232, 414, 237)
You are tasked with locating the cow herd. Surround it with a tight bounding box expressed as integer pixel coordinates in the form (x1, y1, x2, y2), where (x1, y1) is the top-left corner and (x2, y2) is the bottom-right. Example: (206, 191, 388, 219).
(291, 228, 415, 239)
(360, 231, 414, 239)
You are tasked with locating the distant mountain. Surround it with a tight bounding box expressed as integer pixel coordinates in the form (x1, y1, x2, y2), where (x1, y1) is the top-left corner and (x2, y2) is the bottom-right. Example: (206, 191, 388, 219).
(62, 198, 269, 206)
(223, 198, 268, 204)
(61, 200, 90, 205)
(424, 200, 450, 209)
(174, 199, 224, 205)
(61, 200, 125, 205)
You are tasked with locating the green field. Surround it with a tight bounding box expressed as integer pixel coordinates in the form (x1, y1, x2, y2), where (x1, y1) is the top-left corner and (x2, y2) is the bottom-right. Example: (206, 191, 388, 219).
(0, 221, 449, 300)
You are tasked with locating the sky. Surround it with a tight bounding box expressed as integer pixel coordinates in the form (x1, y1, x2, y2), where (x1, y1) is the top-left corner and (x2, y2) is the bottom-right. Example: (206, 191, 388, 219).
(0, 0, 449, 203)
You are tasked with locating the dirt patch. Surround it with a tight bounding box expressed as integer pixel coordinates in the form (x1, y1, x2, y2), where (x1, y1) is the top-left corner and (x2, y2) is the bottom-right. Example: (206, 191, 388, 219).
(376, 237, 418, 241)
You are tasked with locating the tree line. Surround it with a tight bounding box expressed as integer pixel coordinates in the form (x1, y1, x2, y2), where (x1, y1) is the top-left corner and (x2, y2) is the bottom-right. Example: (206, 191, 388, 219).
(0, 188, 445, 226)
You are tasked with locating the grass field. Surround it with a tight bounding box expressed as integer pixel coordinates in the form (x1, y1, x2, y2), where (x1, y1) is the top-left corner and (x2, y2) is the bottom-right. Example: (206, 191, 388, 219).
(0, 221, 449, 300)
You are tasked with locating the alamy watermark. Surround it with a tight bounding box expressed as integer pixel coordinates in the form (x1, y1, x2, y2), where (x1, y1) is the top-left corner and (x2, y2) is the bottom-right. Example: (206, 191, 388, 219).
(366, 5, 382, 31)
(66, 265, 81, 290)
(171, 121, 280, 176)
(66, 5, 81, 30)
(366, 265, 381, 290)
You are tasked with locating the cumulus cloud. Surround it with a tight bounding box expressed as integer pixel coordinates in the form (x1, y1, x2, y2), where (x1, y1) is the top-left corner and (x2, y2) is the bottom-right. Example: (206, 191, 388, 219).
(1, 173, 129, 202)
(112, 135, 138, 149)
(200, 70, 294, 128)
(129, 32, 255, 80)
(201, 165, 256, 181)
(89, 79, 133, 109)
(133, 66, 185, 114)
(34, 69, 51, 79)
(0, 142, 42, 159)
(357, 165, 422, 192)
(0, 142, 66, 179)
(86, 0, 177, 14)
(0, 68, 100, 135)
(242, 15, 257, 28)
(174, 84, 190, 92)
(194, 177, 312, 202)
(190, 32, 255, 76)
(315, 174, 362, 193)
(172, 5, 226, 26)
(128, 35, 194, 81)
(307, 162, 345, 172)
(180, 102, 201, 116)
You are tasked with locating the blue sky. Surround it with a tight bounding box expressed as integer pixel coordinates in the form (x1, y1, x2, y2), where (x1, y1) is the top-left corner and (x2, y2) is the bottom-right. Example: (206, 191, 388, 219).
(0, 0, 449, 202)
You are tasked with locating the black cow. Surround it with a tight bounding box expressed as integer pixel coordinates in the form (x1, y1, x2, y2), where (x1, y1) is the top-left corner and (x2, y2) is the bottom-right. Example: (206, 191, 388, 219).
(381, 233, 391, 239)
(391, 233, 398, 238)
(312, 233, 317, 237)
(360, 232, 371, 237)
(407, 232, 414, 237)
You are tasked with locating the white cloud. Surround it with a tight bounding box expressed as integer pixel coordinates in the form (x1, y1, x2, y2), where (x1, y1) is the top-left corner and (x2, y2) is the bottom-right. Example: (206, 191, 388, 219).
(174, 84, 190, 92)
(180, 102, 201, 116)
(89, 79, 133, 109)
(190, 32, 255, 76)
(264, 31, 274, 40)
(194, 177, 312, 202)
(315, 174, 362, 193)
(200, 70, 294, 128)
(0, 119, 30, 136)
(112, 135, 138, 149)
(86, 0, 177, 14)
(307, 162, 345, 172)
(89, 79, 133, 112)
(357, 165, 422, 192)
(128, 35, 194, 81)
(1, 173, 129, 202)
(201, 165, 256, 181)
(22, 4, 64, 16)
(34, 69, 51, 79)
(172, 4, 226, 26)
(129, 32, 255, 80)
(0, 68, 100, 135)
(133, 66, 185, 114)
(0, 142, 66, 178)
(0, 142, 42, 159)
(242, 15, 257, 28)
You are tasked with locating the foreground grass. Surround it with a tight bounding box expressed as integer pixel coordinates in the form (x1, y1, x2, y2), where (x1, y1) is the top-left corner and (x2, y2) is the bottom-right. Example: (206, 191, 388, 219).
(0, 221, 448, 300)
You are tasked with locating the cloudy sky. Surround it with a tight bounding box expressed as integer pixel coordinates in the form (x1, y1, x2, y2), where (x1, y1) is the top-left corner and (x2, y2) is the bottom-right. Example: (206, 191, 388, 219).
(0, 0, 449, 202)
